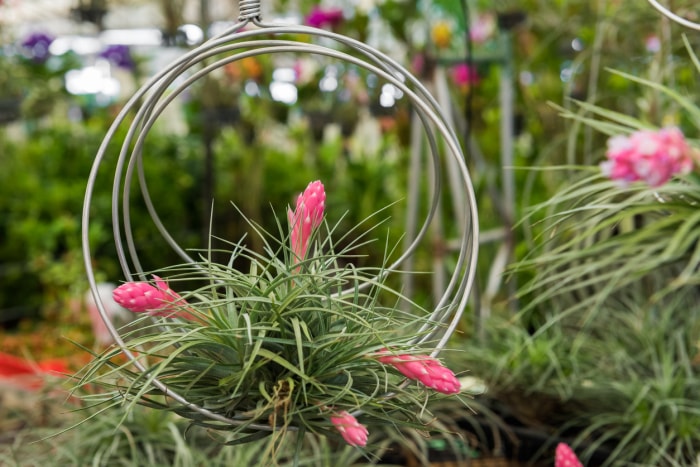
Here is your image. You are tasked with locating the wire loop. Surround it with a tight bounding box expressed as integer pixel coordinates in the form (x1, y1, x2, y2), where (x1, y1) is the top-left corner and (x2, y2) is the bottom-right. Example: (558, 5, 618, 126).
(238, 0, 262, 21)
(83, 15, 479, 430)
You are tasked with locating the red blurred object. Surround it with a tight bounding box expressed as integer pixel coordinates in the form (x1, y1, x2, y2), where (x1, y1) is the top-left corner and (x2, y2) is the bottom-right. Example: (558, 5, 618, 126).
(0, 351, 68, 390)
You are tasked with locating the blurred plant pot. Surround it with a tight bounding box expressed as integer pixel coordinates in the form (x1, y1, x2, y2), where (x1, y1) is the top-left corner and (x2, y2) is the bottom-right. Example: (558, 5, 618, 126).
(0, 97, 22, 124)
(203, 106, 241, 127)
(161, 29, 189, 47)
(496, 11, 527, 30)
(71, 6, 108, 27)
(306, 108, 358, 141)
(306, 110, 330, 141)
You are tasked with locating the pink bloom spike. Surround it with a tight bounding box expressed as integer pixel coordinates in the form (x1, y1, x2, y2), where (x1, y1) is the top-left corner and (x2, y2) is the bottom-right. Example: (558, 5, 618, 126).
(288, 180, 326, 264)
(112, 275, 194, 320)
(601, 127, 695, 187)
(555, 443, 583, 467)
(376, 350, 461, 395)
(330, 410, 369, 447)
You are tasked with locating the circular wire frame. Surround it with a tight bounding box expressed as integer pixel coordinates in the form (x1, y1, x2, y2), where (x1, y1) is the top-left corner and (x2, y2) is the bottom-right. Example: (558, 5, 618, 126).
(82, 9, 479, 429)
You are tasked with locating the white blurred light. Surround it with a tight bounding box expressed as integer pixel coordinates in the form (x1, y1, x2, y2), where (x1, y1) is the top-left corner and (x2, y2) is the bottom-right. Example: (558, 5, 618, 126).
(382, 83, 403, 99)
(560, 68, 573, 82)
(519, 71, 534, 86)
(244, 80, 261, 96)
(571, 38, 584, 52)
(65, 66, 120, 97)
(379, 91, 395, 108)
(100, 28, 162, 46)
(319, 75, 338, 92)
(50, 36, 102, 55)
(179, 24, 204, 46)
(273, 67, 296, 82)
(270, 81, 298, 104)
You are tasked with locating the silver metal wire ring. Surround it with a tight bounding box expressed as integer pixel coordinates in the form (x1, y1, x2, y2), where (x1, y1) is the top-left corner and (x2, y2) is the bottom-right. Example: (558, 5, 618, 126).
(83, 12, 479, 430)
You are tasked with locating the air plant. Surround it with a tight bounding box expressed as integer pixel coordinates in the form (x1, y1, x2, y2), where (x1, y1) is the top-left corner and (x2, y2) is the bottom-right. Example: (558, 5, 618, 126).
(74, 180, 463, 463)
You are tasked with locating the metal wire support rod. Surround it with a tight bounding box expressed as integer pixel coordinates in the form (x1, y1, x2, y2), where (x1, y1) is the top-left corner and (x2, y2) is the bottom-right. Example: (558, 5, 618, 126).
(647, 0, 700, 31)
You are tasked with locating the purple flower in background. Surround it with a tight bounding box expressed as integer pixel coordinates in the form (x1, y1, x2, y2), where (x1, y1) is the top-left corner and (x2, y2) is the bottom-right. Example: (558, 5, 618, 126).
(305, 6, 344, 29)
(20, 32, 55, 63)
(99, 44, 135, 70)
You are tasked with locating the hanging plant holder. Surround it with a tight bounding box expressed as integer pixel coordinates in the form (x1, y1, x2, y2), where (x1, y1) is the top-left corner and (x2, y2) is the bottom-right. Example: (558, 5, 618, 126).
(80, 0, 479, 452)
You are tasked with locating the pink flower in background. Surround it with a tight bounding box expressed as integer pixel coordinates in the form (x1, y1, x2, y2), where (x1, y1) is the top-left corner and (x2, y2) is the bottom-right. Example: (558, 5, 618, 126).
(469, 13, 496, 44)
(451, 63, 480, 87)
(288, 180, 326, 264)
(375, 350, 461, 395)
(555, 443, 583, 467)
(645, 34, 661, 53)
(601, 127, 695, 187)
(411, 53, 425, 76)
(330, 410, 369, 447)
(112, 275, 194, 319)
(305, 6, 344, 29)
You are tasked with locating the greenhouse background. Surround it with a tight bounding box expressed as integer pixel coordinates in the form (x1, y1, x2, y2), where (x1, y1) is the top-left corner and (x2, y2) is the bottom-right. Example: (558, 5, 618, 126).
(2, 1, 700, 465)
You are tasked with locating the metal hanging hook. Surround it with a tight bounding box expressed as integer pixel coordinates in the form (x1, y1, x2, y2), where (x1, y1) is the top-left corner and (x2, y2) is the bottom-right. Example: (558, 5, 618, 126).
(239, 0, 262, 22)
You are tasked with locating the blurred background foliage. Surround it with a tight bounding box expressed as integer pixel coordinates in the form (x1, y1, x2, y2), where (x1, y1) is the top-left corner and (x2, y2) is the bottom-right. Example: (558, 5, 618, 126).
(2, 0, 700, 464)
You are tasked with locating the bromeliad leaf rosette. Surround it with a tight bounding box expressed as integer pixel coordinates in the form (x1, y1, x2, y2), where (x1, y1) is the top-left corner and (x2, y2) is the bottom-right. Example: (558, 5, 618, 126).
(77, 181, 463, 451)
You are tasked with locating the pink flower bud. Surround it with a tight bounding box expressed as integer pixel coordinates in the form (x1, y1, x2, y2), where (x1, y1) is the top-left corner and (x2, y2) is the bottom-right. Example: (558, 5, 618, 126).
(288, 180, 325, 264)
(601, 127, 695, 187)
(330, 410, 368, 447)
(375, 351, 461, 395)
(555, 443, 583, 467)
(112, 275, 193, 319)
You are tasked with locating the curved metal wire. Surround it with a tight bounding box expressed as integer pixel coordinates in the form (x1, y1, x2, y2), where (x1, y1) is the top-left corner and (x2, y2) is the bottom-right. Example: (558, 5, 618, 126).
(82, 2, 479, 430)
(647, 0, 700, 31)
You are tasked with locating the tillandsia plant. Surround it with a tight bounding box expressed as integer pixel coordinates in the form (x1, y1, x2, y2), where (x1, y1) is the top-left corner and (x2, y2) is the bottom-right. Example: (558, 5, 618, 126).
(474, 38, 700, 465)
(75, 180, 462, 460)
(520, 65, 700, 322)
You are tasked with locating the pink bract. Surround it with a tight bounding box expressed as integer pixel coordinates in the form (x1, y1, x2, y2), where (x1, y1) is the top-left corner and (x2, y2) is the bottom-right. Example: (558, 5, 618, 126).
(288, 180, 326, 264)
(330, 410, 369, 447)
(112, 275, 193, 319)
(601, 127, 695, 187)
(376, 350, 461, 395)
(555, 442, 583, 467)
